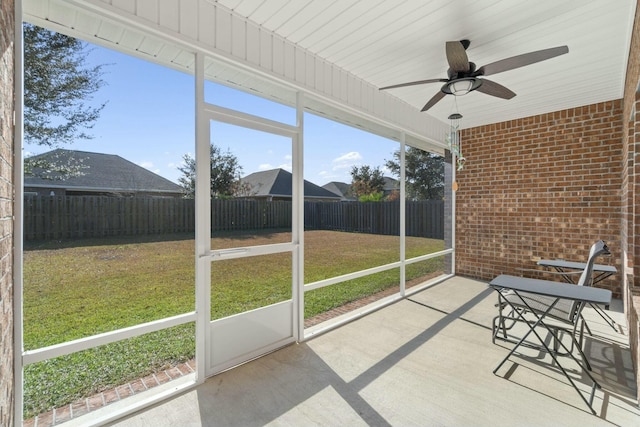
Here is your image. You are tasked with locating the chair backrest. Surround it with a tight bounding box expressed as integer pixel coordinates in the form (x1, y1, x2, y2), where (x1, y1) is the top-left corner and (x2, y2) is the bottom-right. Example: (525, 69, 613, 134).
(561, 240, 611, 323)
(576, 240, 610, 287)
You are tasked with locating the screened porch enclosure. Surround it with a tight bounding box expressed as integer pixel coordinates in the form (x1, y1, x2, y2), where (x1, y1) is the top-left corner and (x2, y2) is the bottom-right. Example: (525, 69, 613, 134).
(18, 2, 453, 424)
(15, 0, 639, 426)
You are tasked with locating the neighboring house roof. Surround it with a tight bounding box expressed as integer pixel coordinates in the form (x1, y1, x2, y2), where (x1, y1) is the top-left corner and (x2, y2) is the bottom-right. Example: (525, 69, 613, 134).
(383, 177, 400, 192)
(322, 181, 355, 201)
(24, 149, 182, 195)
(240, 168, 341, 200)
(323, 178, 398, 200)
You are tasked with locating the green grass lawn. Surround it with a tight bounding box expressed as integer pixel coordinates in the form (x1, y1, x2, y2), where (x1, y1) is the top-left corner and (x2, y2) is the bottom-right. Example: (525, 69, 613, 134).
(22, 230, 444, 417)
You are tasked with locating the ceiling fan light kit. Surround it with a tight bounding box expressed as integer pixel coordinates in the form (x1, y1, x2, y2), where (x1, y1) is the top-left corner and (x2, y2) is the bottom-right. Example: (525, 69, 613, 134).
(380, 39, 568, 112)
(443, 78, 482, 96)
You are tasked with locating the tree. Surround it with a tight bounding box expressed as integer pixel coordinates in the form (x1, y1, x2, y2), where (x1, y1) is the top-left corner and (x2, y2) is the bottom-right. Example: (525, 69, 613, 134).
(23, 24, 107, 180)
(386, 147, 444, 200)
(24, 23, 106, 147)
(177, 144, 245, 198)
(350, 165, 385, 201)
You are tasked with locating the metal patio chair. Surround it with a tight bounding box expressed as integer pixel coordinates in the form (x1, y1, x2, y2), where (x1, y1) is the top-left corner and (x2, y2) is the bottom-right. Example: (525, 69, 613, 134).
(492, 240, 610, 369)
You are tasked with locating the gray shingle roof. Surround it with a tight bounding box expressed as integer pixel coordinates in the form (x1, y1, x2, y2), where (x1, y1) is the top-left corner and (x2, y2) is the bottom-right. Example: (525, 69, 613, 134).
(322, 181, 355, 201)
(24, 149, 182, 194)
(241, 168, 341, 200)
(323, 178, 398, 200)
(383, 176, 400, 192)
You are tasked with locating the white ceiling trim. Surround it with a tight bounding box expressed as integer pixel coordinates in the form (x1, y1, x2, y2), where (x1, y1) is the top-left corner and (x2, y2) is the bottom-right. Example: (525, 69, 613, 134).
(24, 0, 451, 153)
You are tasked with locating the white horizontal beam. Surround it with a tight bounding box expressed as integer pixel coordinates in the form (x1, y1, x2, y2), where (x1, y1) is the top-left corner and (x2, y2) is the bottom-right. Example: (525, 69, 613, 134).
(303, 249, 454, 292)
(405, 248, 454, 265)
(206, 242, 296, 261)
(23, 311, 197, 366)
(304, 260, 402, 292)
(204, 102, 299, 138)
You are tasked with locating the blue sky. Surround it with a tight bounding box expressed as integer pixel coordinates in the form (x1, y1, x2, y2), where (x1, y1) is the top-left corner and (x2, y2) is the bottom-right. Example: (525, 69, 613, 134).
(24, 42, 399, 187)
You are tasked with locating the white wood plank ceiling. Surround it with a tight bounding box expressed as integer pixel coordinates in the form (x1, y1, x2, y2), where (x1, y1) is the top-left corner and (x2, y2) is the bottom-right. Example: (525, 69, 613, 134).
(23, 0, 636, 133)
(217, 0, 636, 128)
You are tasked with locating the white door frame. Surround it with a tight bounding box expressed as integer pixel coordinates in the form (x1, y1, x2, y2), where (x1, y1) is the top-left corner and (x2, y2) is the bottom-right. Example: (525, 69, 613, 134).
(194, 53, 304, 377)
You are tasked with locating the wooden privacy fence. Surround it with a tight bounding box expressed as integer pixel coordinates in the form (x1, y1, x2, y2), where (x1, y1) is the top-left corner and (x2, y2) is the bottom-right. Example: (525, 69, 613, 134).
(23, 196, 444, 241)
(24, 196, 196, 240)
(210, 199, 291, 232)
(304, 200, 444, 238)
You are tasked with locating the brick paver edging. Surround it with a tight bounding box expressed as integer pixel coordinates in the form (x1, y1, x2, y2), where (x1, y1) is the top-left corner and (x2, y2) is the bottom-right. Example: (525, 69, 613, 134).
(23, 360, 195, 427)
(24, 277, 439, 426)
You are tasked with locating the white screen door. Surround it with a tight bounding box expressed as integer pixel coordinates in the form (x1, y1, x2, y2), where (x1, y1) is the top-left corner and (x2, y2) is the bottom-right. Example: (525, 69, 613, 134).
(203, 115, 300, 375)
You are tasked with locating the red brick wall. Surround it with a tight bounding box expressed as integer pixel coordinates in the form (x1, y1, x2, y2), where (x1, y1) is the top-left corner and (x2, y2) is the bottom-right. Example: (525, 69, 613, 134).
(623, 2, 640, 304)
(628, 92, 640, 408)
(455, 101, 623, 297)
(622, 0, 640, 406)
(0, 0, 15, 425)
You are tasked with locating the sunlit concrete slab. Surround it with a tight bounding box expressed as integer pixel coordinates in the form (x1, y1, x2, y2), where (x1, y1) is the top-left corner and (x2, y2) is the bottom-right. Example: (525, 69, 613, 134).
(109, 277, 639, 427)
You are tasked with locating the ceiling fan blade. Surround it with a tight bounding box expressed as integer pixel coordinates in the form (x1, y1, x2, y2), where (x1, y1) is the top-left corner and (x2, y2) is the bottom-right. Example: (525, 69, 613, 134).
(446, 41, 470, 73)
(421, 91, 446, 111)
(478, 45, 568, 76)
(475, 78, 516, 99)
(380, 78, 447, 90)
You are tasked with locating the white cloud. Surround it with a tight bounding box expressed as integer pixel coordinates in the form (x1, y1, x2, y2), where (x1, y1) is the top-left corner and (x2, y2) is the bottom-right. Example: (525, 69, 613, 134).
(331, 151, 362, 172)
(278, 154, 293, 172)
(258, 163, 273, 170)
(333, 151, 362, 163)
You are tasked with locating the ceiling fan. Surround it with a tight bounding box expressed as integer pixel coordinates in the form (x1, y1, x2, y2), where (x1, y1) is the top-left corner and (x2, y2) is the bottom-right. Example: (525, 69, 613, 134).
(379, 40, 568, 111)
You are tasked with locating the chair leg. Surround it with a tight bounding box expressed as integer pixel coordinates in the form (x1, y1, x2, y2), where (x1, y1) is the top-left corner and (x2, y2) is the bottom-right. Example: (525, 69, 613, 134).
(573, 317, 592, 371)
(492, 316, 499, 344)
(492, 304, 520, 344)
(575, 335, 592, 371)
(582, 315, 592, 337)
(493, 295, 508, 344)
(590, 303, 617, 331)
(492, 313, 510, 343)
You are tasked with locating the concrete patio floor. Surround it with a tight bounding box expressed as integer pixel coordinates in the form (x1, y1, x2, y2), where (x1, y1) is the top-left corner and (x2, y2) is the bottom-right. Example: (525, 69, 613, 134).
(107, 276, 639, 426)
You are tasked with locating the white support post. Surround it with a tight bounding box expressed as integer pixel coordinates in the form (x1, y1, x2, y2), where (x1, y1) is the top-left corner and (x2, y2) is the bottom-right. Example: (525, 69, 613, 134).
(14, 0, 25, 422)
(399, 133, 406, 296)
(194, 53, 211, 382)
(293, 92, 305, 342)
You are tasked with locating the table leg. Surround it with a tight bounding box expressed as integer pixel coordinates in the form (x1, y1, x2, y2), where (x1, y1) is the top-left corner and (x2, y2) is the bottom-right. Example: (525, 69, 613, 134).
(493, 290, 600, 414)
